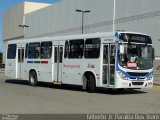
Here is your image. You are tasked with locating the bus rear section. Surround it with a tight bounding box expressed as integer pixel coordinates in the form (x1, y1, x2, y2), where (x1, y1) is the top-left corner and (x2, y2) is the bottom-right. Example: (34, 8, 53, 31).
(5, 43, 26, 79)
(5, 44, 17, 78)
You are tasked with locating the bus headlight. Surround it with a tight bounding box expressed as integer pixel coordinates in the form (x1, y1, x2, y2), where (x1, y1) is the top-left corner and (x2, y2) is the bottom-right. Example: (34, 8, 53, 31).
(147, 75, 153, 80)
(118, 71, 128, 80)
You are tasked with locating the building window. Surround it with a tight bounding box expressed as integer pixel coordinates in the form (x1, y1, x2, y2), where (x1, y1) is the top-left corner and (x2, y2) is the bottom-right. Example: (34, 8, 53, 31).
(40, 42, 52, 59)
(85, 38, 101, 58)
(68, 39, 84, 59)
(25, 43, 28, 58)
(28, 42, 40, 59)
(7, 44, 17, 59)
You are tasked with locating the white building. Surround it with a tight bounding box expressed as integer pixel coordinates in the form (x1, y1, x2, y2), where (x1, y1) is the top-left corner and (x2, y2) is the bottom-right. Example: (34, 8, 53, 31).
(3, 0, 160, 65)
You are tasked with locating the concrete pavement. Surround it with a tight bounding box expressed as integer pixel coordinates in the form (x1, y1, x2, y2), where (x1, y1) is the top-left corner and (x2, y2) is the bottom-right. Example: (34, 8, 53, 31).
(154, 70, 160, 85)
(0, 72, 160, 114)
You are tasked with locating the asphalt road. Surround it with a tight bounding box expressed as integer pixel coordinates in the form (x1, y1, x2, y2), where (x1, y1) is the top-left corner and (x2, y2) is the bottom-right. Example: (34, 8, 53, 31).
(0, 73, 160, 114)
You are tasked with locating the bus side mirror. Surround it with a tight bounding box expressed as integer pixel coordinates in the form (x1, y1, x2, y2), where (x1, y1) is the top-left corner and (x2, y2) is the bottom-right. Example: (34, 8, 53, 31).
(120, 45, 124, 54)
(152, 48, 155, 60)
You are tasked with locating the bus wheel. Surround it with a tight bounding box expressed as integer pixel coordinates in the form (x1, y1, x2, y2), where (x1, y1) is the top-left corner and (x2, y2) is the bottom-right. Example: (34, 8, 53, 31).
(29, 71, 38, 86)
(87, 74, 96, 93)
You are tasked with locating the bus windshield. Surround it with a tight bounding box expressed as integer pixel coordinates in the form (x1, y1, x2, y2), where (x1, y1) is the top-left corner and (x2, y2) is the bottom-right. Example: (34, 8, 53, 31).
(118, 44, 153, 70)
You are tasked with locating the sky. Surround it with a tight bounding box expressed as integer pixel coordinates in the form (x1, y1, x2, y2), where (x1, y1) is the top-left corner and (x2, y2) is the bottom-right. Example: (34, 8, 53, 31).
(0, 0, 60, 53)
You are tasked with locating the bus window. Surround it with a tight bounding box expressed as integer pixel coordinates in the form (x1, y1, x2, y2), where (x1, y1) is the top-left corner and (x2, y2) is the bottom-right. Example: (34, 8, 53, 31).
(18, 49, 24, 63)
(85, 38, 101, 58)
(54, 46, 63, 63)
(59, 47, 63, 63)
(25, 43, 28, 58)
(28, 42, 40, 59)
(54, 47, 58, 63)
(41, 42, 52, 59)
(110, 45, 116, 64)
(68, 39, 84, 59)
(64, 41, 68, 58)
(7, 44, 17, 59)
(103, 45, 108, 64)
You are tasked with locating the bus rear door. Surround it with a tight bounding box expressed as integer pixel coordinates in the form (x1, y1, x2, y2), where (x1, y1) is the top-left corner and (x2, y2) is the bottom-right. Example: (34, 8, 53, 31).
(102, 43, 116, 87)
(54, 45, 63, 84)
(17, 47, 24, 79)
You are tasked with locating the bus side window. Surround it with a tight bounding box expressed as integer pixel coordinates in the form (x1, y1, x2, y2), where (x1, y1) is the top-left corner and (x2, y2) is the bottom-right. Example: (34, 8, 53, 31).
(64, 41, 68, 58)
(25, 43, 28, 58)
(18, 49, 24, 63)
(110, 45, 116, 64)
(41, 42, 52, 59)
(68, 39, 84, 59)
(28, 42, 40, 59)
(59, 47, 63, 63)
(7, 44, 17, 59)
(85, 38, 101, 58)
(103, 45, 108, 64)
(54, 47, 57, 63)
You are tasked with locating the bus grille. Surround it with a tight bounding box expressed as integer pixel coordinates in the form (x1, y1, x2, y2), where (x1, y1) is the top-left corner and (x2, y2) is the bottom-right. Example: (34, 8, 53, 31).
(132, 82, 144, 85)
(127, 72, 148, 76)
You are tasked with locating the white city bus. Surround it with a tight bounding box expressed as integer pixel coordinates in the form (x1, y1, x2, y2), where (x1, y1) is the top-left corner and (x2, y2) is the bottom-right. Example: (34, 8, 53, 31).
(5, 31, 154, 92)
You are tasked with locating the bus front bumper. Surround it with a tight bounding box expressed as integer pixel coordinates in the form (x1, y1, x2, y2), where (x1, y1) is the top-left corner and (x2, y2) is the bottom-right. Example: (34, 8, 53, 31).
(115, 77, 153, 88)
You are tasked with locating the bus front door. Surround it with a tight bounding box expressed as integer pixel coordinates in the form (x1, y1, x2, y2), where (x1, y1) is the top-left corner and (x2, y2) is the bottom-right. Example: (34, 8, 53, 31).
(17, 48, 24, 79)
(54, 46, 63, 83)
(102, 44, 116, 87)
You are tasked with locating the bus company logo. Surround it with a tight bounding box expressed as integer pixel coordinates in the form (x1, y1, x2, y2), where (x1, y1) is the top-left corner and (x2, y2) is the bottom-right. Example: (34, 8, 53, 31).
(64, 64, 80, 69)
(88, 64, 95, 68)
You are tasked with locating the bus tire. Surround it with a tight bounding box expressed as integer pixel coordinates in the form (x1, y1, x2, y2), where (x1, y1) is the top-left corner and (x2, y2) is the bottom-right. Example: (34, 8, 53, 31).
(29, 71, 38, 86)
(87, 74, 96, 93)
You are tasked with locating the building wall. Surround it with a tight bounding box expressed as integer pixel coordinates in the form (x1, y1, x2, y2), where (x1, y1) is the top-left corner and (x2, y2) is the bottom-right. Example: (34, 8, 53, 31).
(25, 0, 114, 38)
(24, 2, 50, 14)
(3, 2, 51, 41)
(24, 0, 160, 57)
(3, 3, 24, 40)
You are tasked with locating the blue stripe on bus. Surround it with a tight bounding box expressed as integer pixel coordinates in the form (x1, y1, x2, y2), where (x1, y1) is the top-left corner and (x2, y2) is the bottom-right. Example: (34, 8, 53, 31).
(27, 61, 33, 63)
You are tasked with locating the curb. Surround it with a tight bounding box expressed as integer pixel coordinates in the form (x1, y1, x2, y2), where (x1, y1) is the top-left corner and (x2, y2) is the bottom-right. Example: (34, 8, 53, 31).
(153, 83, 160, 86)
(0, 70, 5, 73)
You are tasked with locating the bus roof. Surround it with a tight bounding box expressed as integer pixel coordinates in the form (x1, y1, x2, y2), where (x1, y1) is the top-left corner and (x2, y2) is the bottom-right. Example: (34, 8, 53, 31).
(7, 31, 150, 44)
